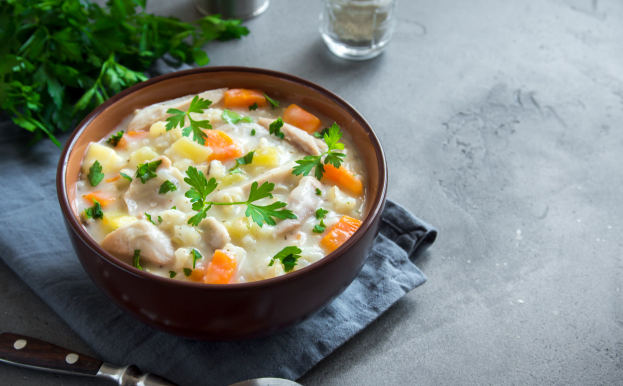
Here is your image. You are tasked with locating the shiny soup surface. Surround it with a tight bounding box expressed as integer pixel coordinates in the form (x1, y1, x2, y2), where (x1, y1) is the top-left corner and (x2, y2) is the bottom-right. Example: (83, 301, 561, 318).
(75, 88, 367, 284)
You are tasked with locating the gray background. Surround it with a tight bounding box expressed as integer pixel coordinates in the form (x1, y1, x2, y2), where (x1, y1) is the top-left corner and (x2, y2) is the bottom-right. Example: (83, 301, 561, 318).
(1, 0, 622, 385)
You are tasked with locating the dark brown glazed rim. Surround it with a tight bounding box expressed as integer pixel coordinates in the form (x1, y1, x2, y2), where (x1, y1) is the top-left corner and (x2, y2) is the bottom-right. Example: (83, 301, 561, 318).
(57, 66, 388, 290)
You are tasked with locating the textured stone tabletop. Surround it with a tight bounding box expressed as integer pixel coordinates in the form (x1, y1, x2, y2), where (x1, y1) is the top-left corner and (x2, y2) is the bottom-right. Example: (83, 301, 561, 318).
(1, 0, 622, 385)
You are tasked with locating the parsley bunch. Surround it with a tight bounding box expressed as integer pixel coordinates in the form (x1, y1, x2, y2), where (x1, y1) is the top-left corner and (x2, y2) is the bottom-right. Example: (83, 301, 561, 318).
(293, 123, 345, 180)
(1, 0, 249, 147)
(184, 166, 297, 227)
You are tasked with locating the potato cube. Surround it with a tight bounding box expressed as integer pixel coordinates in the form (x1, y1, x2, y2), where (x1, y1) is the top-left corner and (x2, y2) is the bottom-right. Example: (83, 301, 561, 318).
(81, 143, 124, 175)
(168, 137, 212, 164)
(129, 146, 159, 166)
(101, 211, 137, 233)
(149, 121, 167, 137)
(252, 146, 280, 168)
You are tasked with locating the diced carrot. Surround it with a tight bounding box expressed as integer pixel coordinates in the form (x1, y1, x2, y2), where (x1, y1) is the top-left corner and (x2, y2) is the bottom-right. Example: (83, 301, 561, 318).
(116, 136, 128, 149)
(283, 104, 322, 134)
(322, 164, 364, 196)
(126, 131, 148, 138)
(82, 191, 115, 207)
(203, 130, 243, 161)
(204, 250, 237, 284)
(106, 175, 120, 183)
(189, 267, 206, 282)
(320, 216, 363, 252)
(224, 89, 267, 109)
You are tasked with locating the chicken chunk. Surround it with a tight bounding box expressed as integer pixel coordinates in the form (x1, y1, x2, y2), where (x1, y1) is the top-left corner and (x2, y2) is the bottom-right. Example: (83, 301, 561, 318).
(199, 217, 231, 249)
(123, 156, 186, 216)
(101, 220, 175, 265)
(258, 118, 327, 155)
(276, 176, 323, 235)
(211, 161, 299, 198)
(127, 88, 227, 132)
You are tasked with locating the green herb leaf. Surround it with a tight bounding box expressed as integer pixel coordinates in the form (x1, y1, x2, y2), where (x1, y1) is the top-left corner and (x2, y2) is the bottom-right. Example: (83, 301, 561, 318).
(244, 181, 297, 227)
(171, 206, 177, 210)
(313, 127, 330, 138)
(268, 246, 302, 272)
(106, 131, 124, 147)
(251, 129, 256, 136)
(313, 219, 326, 233)
(145, 213, 156, 225)
(159, 180, 177, 194)
(88, 161, 105, 187)
(158, 215, 163, 223)
(269, 117, 285, 139)
(249, 102, 259, 111)
(191, 249, 202, 268)
(229, 151, 255, 174)
(120, 172, 133, 182)
(315, 188, 322, 196)
(165, 96, 212, 145)
(135, 159, 162, 184)
(316, 208, 328, 219)
(84, 199, 103, 220)
(263, 93, 280, 109)
(169, 271, 177, 278)
(183, 268, 193, 277)
(133, 250, 142, 270)
(292, 122, 345, 180)
(222, 109, 253, 125)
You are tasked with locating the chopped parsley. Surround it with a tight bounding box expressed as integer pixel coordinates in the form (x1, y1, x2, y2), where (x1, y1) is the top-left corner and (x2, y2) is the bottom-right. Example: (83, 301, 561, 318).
(263, 93, 280, 109)
(251, 129, 256, 136)
(191, 249, 202, 268)
(313, 127, 330, 138)
(135, 159, 162, 184)
(183, 268, 193, 277)
(132, 250, 142, 270)
(84, 199, 103, 220)
(268, 246, 302, 272)
(106, 130, 124, 147)
(158, 215, 163, 223)
(292, 122, 345, 180)
(87, 160, 104, 187)
(315, 188, 322, 196)
(165, 96, 212, 145)
(249, 102, 259, 111)
(169, 271, 177, 278)
(171, 206, 177, 210)
(229, 151, 255, 174)
(184, 166, 297, 227)
(316, 208, 328, 219)
(313, 219, 326, 233)
(119, 172, 133, 182)
(159, 180, 177, 194)
(145, 213, 157, 225)
(269, 117, 285, 139)
(222, 109, 253, 125)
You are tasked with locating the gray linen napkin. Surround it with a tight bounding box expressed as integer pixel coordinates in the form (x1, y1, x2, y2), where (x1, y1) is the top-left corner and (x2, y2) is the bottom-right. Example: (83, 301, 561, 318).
(0, 74, 436, 385)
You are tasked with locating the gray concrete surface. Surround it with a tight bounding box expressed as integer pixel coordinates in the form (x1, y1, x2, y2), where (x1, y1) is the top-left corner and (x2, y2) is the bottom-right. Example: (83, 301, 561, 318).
(2, 0, 623, 385)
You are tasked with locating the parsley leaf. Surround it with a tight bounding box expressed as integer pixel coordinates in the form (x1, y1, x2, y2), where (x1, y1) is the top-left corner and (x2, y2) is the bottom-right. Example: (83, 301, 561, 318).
(249, 102, 259, 111)
(84, 199, 103, 220)
(268, 246, 302, 273)
(313, 219, 326, 233)
(158, 215, 163, 224)
(191, 249, 203, 268)
(222, 109, 253, 125)
(292, 123, 345, 180)
(145, 213, 157, 225)
(133, 250, 142, 270)
(315, 188, 322, 196)
(135, 159, 162, 184)
(263, 93, 280, 109)
(251, 129, 256, 136)
(316, 208, 328, 219)
(106, 130, 124, 147)
(269, 117, 285, 139)
(184, 166, 219, 226)
(88, 161, 105, 187)
(171, 206, 177, 210)
(120, 172, 133, 182)
(159, 180, 177, 194)
(229, 151, 255, 174)
(313, 127, 330, 138)
(183, 268, 193, 277)
(165, 96, 212, 145)
(169, 271, 177, 278)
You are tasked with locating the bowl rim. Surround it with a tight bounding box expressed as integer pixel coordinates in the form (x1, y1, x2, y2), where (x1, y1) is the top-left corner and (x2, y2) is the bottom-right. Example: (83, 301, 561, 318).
(57, 66, 388, 290)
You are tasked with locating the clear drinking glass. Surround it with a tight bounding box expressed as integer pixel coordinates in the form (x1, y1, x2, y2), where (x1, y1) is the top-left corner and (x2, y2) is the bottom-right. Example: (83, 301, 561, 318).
(319, 0, 398, 60)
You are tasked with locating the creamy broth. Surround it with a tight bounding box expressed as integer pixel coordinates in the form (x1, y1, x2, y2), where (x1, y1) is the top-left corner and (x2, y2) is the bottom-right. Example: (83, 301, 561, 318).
(75, 88, 367, 283)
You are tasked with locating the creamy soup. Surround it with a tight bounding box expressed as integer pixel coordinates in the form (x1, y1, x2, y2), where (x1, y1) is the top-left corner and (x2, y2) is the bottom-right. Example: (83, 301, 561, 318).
(75, 88, 367, 283)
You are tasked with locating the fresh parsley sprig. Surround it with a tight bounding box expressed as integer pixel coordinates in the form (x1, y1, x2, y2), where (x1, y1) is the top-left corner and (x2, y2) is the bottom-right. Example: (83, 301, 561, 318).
(135, 159, 162, 184)
(106, 131, 124, 147)
(159, 180, 177, 194)
(88, 161, 105, 187)
(191, 249, 202, 268)
(85, 199, 103, 220)
(268, 246, 302, 272)
(269, 118, 285, 139)
(165, 96, 212, 145)
(222, 109, 253, 125)
(132, 250, 142, 270)
(229, 151, 255, 174)
(183, 166, 297, 227)
(263, 93, 280, 109)
(292, 123, 345, 180)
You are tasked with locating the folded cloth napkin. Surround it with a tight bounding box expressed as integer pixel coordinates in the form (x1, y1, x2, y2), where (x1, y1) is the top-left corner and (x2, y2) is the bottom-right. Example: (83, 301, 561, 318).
(0, 66, 436, 386)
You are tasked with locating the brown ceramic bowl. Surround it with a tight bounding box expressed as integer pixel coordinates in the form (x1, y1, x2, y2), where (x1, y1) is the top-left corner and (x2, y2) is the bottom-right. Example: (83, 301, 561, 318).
(57, 67, 387, 340)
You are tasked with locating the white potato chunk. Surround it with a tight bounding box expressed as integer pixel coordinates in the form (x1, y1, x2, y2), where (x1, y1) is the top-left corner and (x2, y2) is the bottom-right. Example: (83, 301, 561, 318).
(173, 225, 201, 246)
(81, 143, 124, 175)
(165, 137, 212, 164)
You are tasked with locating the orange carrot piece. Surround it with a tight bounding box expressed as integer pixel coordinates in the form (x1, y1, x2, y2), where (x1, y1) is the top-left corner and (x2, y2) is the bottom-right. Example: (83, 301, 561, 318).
(224, 89, 267, 109)
(105, 175, 120, 183)
(320, 216, 363, 252)
(189, 267, 206, 282)
(83, 191, 115, 207)
(115, 136, 128, 149)
(204, 250, 237, 284)
(322, 164, 364, 196)
(203, 130, 243, 161)
(283, 104, 322, 134)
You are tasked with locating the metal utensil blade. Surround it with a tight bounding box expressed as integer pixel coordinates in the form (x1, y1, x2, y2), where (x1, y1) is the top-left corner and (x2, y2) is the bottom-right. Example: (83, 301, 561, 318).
(229, 378, 302, 386)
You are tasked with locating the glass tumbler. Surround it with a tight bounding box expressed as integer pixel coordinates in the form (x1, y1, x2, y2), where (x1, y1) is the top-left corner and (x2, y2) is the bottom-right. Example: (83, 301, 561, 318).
(319, 0, 398, 60)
